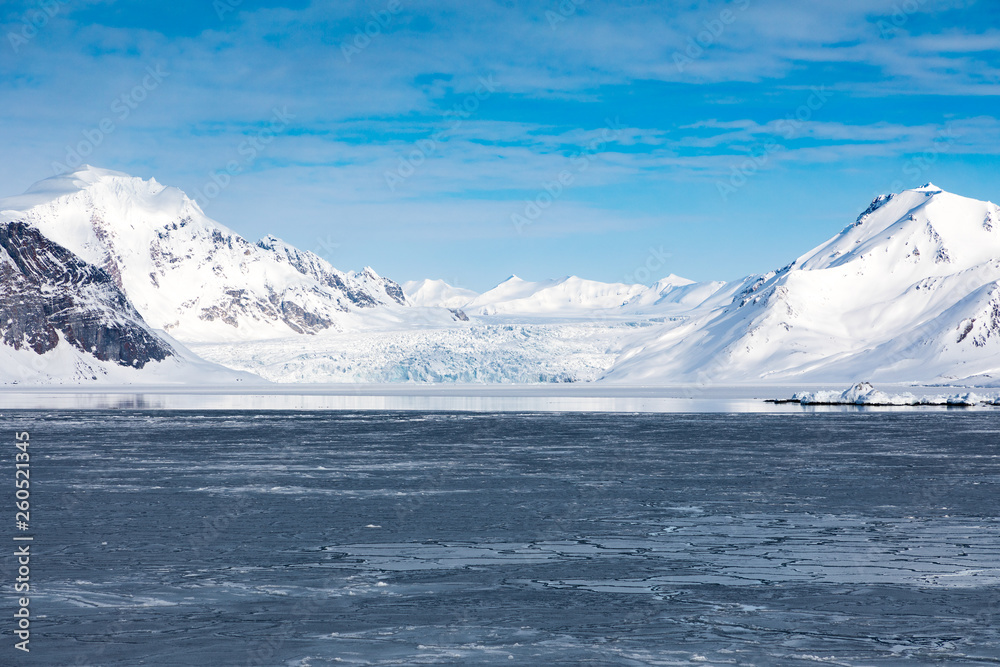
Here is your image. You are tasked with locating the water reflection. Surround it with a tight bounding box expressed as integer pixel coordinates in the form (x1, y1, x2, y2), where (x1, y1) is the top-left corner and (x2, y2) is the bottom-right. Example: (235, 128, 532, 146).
(0, 389, 989, 412)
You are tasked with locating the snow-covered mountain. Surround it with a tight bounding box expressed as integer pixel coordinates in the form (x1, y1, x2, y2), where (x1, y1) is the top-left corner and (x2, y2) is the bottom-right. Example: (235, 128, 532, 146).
(463, 275, 650, 316)
(196, 273, 739, 383)
(606, 184, 1000, 384)
(3, 168, 998, 386)
(0, 166, 409, 343)
(403, 279, 480, 309)
(0, 219, 250, 384)
(403, 274, 728, 319)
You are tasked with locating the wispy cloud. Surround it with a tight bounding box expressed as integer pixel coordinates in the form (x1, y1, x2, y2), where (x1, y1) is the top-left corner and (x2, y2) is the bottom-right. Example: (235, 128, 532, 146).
(0, 0, 997, 287)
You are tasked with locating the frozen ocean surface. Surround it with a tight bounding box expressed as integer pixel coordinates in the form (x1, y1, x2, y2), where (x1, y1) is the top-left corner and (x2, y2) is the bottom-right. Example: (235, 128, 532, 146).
(3, 410, 999, 665)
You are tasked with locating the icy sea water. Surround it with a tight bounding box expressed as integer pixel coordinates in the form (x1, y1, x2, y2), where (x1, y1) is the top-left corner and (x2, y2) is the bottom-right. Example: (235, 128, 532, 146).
(5, 411, 1000, 666)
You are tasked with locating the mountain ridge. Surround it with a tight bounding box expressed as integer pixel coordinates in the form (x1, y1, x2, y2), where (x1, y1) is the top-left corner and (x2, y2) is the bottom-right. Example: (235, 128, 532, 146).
(3, 167, 999, 385)
(0, 166, 411, 343)
(604, 186, 1000, 384)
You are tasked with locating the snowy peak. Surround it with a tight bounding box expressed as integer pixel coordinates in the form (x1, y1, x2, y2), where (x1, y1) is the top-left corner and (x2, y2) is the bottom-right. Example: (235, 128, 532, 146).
(403, 272, 722, 318)
(21, 165, 140, 197)
(606, 183, 1000, 384)
(348, 266, 408, 306)
(10, 165, 203, 221)
(652, 273, 696, 292)
(797, 186, 999, 273)
(54, 164, 131, 181)
(0, 167, 409, 342)
(463, 274, 714, 316)
(403, 279, 479, 308)
(0, 165, 223, 270)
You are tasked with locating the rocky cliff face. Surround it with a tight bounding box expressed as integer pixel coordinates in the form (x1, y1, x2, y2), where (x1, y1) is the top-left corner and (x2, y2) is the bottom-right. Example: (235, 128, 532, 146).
(0, 220, 173, 368)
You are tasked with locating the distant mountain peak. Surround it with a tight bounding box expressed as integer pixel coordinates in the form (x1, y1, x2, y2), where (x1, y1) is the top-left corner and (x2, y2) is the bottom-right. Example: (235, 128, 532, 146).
(655, 273, 695, 287)
(402, 278, 480, 308)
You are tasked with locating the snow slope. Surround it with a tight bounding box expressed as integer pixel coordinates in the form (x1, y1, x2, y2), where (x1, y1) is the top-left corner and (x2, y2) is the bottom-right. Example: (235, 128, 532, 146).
(0, 328, 260, 386)
(606, 185, 1000, 384)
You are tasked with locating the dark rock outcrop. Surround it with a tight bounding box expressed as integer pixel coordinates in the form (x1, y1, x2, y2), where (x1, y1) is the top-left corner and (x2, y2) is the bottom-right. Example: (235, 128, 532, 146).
(0, 221, 173, 367)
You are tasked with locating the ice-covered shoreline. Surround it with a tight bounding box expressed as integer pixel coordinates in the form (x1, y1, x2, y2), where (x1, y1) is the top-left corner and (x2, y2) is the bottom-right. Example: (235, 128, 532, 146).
(2, 381, 999, 412)
(785, 382, 999, 406)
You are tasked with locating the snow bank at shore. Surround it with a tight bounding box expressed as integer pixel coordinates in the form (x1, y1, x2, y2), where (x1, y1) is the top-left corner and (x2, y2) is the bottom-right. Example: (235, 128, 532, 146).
(790, 382, 989, 406)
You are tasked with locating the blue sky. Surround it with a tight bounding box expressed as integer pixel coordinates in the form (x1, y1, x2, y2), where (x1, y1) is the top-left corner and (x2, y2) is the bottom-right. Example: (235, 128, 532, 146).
(1, 0, 998, 291)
